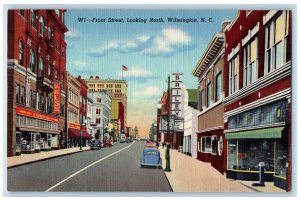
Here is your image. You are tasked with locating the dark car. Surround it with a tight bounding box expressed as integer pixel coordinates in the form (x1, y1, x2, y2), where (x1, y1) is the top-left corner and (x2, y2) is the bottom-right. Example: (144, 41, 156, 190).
(140, 147, 162, 168)
(89, 140, 101, 150)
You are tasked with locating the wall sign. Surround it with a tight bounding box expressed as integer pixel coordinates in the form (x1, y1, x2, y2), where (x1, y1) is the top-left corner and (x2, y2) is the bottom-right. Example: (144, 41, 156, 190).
(16, 107, 59, 123)
(53, 82, 61, 115)
(171, 73, 184, 131)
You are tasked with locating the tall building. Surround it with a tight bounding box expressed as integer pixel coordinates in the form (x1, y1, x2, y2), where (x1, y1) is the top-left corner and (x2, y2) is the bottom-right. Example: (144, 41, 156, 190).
(223, 11, 291, 191)
(88, 91, 112, 141)
(7, 9, 68, 156)
(192, 21, 229, 174)
(85, 75, 127, 128)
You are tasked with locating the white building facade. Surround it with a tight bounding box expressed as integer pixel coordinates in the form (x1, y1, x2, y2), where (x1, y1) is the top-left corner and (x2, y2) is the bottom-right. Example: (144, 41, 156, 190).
(88, 91, 112, 141)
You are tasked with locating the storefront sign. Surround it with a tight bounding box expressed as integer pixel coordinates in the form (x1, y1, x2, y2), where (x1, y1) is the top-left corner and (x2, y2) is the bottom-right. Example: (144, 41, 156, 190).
(16, 107, 59, 123)
(69, 123, 87, 131)
(53, 82, 61, 115)
(171, 73, 184, 131)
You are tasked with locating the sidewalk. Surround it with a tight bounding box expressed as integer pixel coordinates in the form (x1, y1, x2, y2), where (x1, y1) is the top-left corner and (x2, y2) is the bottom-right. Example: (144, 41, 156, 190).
(158, 147, 285, 192)
(7, 146, 90, 168)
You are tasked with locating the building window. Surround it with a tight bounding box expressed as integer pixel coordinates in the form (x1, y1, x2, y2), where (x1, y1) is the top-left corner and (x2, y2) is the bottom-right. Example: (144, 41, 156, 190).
(19, 10, 25, 17)
(48, 27, 53, 43)
(215, 72, 222, 102)
(30, 50, 37, 74)
(61, 74, 64, 89)
(16, 84, 20, 104)
(39, 16, 45, 36)
(265, 11, 289, 74)
(229, 55, 239, 95)
(19, 40, 24, 66)
(206, 82, 211, 107)
(96, 118, 101, 124)
(201, 136, 212, 153)
(62, 47, 65, 57)
(96, 108, 101, 114)
(55, 10, 60, 17)
(48, 63, 52, 80)
(62, 12, 65, 23)
(30, 10, 36, 29)
(56, 40, 59, 51)
(199, 89, 204, 111)
(39, 57, 44, 77)
(243, 38, 258, 86)
(55, 70, 58, 80)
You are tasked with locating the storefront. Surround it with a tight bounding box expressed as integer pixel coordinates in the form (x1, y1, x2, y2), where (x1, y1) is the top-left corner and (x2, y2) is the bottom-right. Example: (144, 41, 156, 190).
(16, 107, 60, 154)
(225, 99, 288, 190)
(68, 123, 93, 147)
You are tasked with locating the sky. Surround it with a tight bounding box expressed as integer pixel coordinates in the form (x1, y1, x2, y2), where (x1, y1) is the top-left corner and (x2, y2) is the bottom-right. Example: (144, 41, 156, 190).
(65, 9, 237, 137)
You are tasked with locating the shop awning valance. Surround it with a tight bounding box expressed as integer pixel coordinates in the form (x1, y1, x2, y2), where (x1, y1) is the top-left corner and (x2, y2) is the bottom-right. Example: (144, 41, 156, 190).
(68, 128, 93, 139)
(225, 127, 284, 139)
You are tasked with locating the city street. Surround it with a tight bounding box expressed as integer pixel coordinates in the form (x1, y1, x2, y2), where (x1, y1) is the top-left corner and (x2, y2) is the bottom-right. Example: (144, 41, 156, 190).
(7, 141, 172, 192)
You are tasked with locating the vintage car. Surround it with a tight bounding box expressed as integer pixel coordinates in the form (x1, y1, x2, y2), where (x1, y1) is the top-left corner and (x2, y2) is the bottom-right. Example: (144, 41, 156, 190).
(89, 140, 101, 150)
(140, 147, 162, 168)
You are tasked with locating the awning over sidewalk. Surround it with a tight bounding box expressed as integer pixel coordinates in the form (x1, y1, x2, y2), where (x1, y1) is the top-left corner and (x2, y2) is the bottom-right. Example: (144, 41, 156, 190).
(68, 128, 93, 139)
(225, 127, 284, 139)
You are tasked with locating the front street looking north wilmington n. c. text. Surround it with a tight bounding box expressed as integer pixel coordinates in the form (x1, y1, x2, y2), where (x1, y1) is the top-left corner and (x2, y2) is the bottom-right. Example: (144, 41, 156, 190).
(78, 17, 212, 23)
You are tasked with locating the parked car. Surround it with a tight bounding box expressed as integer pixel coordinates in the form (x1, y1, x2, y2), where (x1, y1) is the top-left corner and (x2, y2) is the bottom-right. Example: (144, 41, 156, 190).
(89, 140, 101, 150)
(103, 140, 113, 147)
(140, 147, 162, 168)
(127, 137, 133, 143)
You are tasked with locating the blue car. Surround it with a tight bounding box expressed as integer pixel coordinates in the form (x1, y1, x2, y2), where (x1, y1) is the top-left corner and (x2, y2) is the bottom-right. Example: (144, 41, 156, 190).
(140, 147, 162, 168)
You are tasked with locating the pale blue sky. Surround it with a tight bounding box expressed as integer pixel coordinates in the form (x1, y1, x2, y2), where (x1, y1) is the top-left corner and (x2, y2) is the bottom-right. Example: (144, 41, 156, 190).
(65, 9, 237, 135)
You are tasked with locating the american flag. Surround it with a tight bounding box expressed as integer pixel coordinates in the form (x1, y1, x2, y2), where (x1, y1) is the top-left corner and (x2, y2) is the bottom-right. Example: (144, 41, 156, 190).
(122, 65, 128, 71)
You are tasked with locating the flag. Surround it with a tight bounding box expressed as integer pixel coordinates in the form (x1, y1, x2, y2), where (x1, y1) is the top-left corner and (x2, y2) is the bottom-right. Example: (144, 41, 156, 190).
(122, 65, 128, 71)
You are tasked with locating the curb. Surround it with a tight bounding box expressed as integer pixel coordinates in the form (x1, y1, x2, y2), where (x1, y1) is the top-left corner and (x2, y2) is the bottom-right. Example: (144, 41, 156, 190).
(7, 148, 91, 169)
(162, 168, 174, 192)
(237, 181, 261, 192)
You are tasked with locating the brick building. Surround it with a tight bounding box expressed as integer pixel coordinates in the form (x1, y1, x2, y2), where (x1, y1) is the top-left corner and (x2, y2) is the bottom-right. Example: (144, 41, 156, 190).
(223, 10, 291, 191)
(192, 21, 230, 174)
(7, 9, 68, 156)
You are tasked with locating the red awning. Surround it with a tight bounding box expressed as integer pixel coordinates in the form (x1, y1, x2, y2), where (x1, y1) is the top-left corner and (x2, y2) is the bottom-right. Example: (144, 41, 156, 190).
(68, 128, 93, 139)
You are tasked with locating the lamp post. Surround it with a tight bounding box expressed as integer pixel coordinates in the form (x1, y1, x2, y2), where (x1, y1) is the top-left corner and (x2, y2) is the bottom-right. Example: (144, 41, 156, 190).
(80, 119, 87, 150)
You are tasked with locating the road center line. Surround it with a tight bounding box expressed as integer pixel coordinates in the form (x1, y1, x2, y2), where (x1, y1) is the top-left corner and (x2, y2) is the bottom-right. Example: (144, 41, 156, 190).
(45, 141, 136, 192)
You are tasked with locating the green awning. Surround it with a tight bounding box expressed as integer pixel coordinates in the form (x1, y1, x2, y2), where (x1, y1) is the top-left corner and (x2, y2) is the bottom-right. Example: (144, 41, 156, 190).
(225, 127, 284, 139)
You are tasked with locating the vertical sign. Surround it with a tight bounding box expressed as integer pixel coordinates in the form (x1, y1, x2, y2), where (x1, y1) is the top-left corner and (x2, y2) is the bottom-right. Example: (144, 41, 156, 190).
(171, 73, 183, 119)
(53, 82, 61, 115)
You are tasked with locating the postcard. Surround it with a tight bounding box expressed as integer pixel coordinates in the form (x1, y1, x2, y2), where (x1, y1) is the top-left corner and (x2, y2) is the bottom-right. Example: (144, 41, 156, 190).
(5, 7, 292, 193)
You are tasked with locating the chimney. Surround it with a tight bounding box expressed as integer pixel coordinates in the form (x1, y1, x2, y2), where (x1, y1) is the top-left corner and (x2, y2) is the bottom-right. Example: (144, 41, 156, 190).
(90, 75, 94, 79)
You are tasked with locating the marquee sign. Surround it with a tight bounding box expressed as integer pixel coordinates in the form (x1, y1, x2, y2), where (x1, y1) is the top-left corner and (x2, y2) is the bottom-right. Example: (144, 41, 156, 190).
(16, 107, 59, 123)
(53, 82, 61, 115)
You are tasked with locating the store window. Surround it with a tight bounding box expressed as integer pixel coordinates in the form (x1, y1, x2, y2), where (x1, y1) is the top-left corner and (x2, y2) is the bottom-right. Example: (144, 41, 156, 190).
(237, 139, 274, 172)
(229, 55, 239, 95)
(19, 40, 24, 66)
(215, 72, 222, 101)
(30, 10, 36, 29)
(39, 16, 45, 36)
(275, 139, 288, 178)
(201, 136, 212, 153)
(243, 38, 258, 86)
(206, 82, 211, 107)
(211, 135, 218, 155)
(228, 140, 238, 169)
(30, 50, 37, 74)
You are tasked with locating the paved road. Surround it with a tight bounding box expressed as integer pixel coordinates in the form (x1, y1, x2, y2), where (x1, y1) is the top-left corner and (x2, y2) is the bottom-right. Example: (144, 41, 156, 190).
(7, 141, 172, 192)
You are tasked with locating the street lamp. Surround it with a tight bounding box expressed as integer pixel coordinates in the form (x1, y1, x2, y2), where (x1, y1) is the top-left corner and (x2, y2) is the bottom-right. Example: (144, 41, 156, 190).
(80, 119, 87, 150)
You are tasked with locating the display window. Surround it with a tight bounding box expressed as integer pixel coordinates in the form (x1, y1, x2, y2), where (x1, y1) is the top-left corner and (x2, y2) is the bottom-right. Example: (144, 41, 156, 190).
(275, 139, 288, 179)
(201, 136, 212, 153)
(21, 132, 36, 153)
(40, 133, 52, 150)
(16, 131, 22, 155)
(227, 139, 275, 172)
